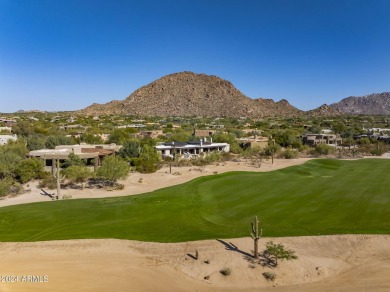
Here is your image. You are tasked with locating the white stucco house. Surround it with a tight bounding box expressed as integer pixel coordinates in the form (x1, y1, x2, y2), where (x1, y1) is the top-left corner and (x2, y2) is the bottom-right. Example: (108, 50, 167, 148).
(0, 134, 17, 145)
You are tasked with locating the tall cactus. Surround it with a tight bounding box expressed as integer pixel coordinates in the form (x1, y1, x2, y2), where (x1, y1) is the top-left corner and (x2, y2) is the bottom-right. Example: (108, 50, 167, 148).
(53, 158, 65, 200)
(250, 216, 262, 259)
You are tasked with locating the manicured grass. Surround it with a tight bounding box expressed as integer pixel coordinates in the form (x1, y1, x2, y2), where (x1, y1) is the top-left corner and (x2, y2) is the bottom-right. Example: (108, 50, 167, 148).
(0, 159, 389, 242)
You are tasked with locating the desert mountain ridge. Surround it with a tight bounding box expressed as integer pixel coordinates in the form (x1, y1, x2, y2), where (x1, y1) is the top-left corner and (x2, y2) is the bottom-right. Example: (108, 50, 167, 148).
(78, 71, 389, 117)
(329, 92, 390, 115)
(80, 72, 302, 118)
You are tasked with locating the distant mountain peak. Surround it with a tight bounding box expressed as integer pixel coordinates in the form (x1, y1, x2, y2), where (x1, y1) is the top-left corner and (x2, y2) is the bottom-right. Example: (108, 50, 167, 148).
(329, 92, 390, 115)
(80, 72, 302, 118)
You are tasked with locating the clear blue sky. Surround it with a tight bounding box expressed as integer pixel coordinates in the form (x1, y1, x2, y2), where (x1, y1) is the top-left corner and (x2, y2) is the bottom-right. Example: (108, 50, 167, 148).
(1, 0, 390, 113)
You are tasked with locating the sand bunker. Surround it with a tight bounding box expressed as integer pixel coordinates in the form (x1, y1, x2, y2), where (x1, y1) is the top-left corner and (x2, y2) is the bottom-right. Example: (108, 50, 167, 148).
(0, 235, 389, 291)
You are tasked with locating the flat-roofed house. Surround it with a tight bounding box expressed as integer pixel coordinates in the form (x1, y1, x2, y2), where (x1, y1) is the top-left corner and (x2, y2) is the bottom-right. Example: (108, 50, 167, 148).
(136, 130, 164, 139)
(236, 136, 269, 149)
(0, 134, 17, 145)
(29, 143, 121, 172)
(155, 141, 230, 160)
(193, 129, 216, 137)
(302, 134, 342, 146)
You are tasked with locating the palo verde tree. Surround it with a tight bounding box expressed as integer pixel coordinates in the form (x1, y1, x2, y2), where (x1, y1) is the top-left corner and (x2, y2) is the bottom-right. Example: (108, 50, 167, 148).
(62, 153, 85, 168)
(62, 165, 93, 189)
(96, 155, 130, 186)
(264, 241, 298, 267)
(250, 216, 262, 259)
(14, 157, 46, 183)
(135, 144, 160, 173)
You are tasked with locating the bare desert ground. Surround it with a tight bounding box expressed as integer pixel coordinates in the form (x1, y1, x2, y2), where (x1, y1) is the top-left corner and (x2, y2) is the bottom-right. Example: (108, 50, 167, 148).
(0, 235, 389, 291)
(1, 157, 389, 291)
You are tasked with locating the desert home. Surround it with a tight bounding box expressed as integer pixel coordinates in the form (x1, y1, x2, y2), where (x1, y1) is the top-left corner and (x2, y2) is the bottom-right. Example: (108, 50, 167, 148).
(193, 129, 216, 137)
(236, 136, 269, 149)
(135, 130, 164, 139)
(0, 134, 17, 145)
(155, 140, 230, 159)
(301, 134, 342, 146)
(28, 143, 121, 171)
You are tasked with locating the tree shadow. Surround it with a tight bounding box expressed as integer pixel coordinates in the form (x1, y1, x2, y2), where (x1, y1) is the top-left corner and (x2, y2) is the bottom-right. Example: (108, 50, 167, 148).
(243, 251, 277, 268)
(40, 189, 57, 200)
(216, 239, 254, 258)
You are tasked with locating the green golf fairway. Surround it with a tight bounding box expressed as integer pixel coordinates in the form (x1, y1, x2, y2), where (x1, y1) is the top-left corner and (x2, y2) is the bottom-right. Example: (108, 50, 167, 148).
(0, 159, 389, 242)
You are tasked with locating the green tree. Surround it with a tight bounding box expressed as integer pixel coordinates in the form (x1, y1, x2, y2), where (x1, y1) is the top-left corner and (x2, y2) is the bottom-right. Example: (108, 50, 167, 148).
(213, 132, 241, 154)
(12, 120, 34, 136)
(166, 129, 191, 142)
(15, 158, 46, 183)
(0, 141, 28, 179)
(264, 241, 298, 267)
(135, 144, 161, 173)
(96, 155, 130, 185)
(45, 135, 73, 149)
(63, 165, 93, 189)
(0, 177, 13, 197)
(63, 153, 85, 168)
(26, 134, 46, 151)
(81, 133, 104, 144)
(108, 128, 136, 144)
(118, 141, 141, 160)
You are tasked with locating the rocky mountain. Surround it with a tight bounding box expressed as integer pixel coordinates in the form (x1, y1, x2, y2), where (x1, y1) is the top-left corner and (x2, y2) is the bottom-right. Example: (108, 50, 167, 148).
(81, 72, 302, 118)
(329, 92, 390, 115)
(306, 104, 343, 117)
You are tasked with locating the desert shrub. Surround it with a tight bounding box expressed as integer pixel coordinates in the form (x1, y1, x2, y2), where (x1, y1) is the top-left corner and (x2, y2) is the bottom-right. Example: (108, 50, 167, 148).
(282, 148, 298, 159)
(114, 183, 125, 190)
(191, 158, 208, 167)
(15, 158, 46, 183)
(62, 165, 93, 189)
(176, 159, 192, 167)
(204, 151, 222, 163)
(0, 177, 13, 197)
(219, 268, 231, 276)
(262, 271, 276, 281)
(357, 137, 371, 145)
(62, 194, 72, 200)
(37, 176, 57, 190)
(314, 144, 335, 155)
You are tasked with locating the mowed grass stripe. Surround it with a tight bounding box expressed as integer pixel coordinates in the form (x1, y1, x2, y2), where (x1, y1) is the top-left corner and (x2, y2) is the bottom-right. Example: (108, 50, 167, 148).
(0, 159, 389, 242)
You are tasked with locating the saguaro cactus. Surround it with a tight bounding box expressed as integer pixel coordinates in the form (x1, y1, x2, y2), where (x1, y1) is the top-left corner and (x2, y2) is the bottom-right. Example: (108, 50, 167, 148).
(250, 216, 262, 259)
(53, 158, 65, 200)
